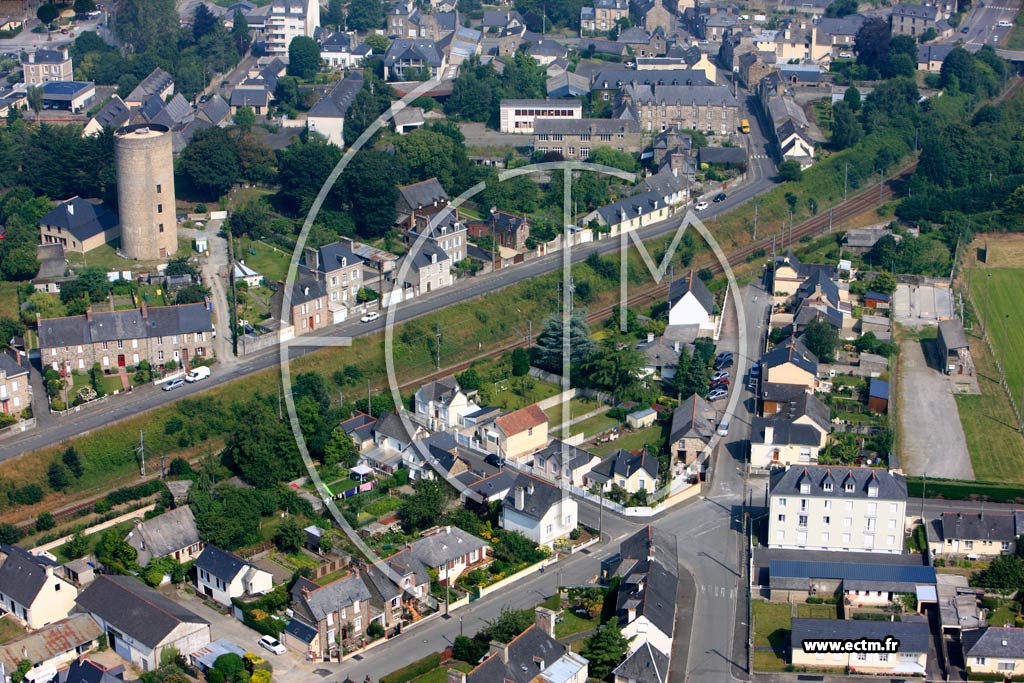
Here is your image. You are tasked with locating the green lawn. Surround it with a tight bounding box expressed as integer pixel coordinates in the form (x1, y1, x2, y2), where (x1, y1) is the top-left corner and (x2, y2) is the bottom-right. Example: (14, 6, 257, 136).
(555, 610, 598, 639)
(752, 601, 791, 672)
(562, 413, 618, 440)
(407, 662, 474, 683)
(237, 239, 292, 284)
(364, 496, 402, 516)
(52, 519, 138, 563)
(592, 424, 665, 456)
(0, 282, 20, 319)
(544, 397, 604, 425)
(796, 603, 840, 619)
(1006, 15, 1024, 50)
(0, 616, 23, 645)
(66, 238, 192, 272)
(476, 376, 561, 411)
(961, 267, 1024, 482)
(986, 599, 1019, 626)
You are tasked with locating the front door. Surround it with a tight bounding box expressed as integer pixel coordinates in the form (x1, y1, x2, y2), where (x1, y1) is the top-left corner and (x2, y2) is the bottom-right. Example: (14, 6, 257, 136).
(117, 354, 126, 367)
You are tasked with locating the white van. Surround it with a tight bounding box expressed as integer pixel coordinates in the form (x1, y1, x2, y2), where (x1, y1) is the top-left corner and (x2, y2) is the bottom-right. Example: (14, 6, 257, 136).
(998, 20, 1012, 27)
(185, 366, 211, 383)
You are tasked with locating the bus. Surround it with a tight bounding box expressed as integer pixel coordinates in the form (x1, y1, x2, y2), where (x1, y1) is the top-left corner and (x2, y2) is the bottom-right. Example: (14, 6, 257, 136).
(740, 119, 750, 134)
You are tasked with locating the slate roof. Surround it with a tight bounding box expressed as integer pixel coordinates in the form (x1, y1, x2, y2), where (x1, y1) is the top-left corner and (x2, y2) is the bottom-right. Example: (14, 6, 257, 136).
(467, 624, 564, 683)
(282, 275, 327, 307)
(308, 73, 364, 119)
(938, 319, 968, 350)
(466, 470, 516, 500)
(761, 336, 818, 375)
(417, 375, 461, 404)
(768, 389, 830, 432)
(622, 84, 738, 107)
(917, 43, 955, 64)
(589, 448, 659, 482)
(39, 197, 118, 242)
(383, 548, 431, 587)
(0, 354, 27, 379)
(408, 526, 488, 567)
(595, 189, 666, 226)
(75, 575, 208, 649)
(125, 506, 201, 562)
(26, 49, 69, 64)
(534, 117, 640, 136)
(504, 472, 565, 521)
(612, 641, 669, 683)
(384, 40, 444, 68)
(769, 465, 907, 501)
(88, 95, 132, 131)
(615, 526, 678, 636)
(399, 178, 449, 210)
(0, 545, 61, 607)
(816, 14, 865, 36)
(792, 618, 930, 653)
(291, 573, 371, 622)
(891, 3, 939, 19)
(774, 252, 836, 280)
(420, 431, 461, 472)
(374, 410, 413, 445)
(194, 545, 249, 582)
(312, 240, 363, 274)
(494, 404, 547, 436)
(126, 68, 174, 104)
(341, 412, 377, 441)
(405, 242, 451, 269)
(56, 657, 123, 683)
(482, 10, 524, 28)
(751, 416, 820, 446)
(762, 382, 809, 404)
(636, 336, 679, 370)
(697, 146, 748, 166)
(526, 38, 566, 57)
(669, 270, 715, 314)
(670, 393, 716, 444)
(230, 87, 270, 108)
(796, 269, 839, 305)
(38, 303, 212, 350)
(963, 626, 1024, 658)
(940, 512, 1017, 543)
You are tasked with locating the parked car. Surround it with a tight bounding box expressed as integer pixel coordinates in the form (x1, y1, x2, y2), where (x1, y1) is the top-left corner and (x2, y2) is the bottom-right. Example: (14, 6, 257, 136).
(163, 378, 185, 392)
(707, 388, 728, 401)
(713, 192, 727, 203)
(711, 370, 730, 382)
(997, 20, 1012, 27)
(360, 311, 380, 323)
(185, 366, 210, 383)
(838, 51, 854, 58)
(485, 453, 504, 468)
(749, 362, 761, 377)
(716, 350, 733, 360)
(259, 636, 286, 655)
(713, 357, 734, 371)
(695, 201, 709, 211)
(960, 25, 970, 32)
(717, 419, 730, 436)
(710, 379, 730, 389)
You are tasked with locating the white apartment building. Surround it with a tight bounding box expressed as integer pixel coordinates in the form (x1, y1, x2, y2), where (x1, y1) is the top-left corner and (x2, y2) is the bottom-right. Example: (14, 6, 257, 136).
(768, 466, 907, 554)
(265, 0, 321, 55)
(499, 98, 583, 133)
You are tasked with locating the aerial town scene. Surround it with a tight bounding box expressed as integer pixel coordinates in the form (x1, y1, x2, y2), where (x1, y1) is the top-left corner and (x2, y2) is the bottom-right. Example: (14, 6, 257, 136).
(0, 0, 1020, 681)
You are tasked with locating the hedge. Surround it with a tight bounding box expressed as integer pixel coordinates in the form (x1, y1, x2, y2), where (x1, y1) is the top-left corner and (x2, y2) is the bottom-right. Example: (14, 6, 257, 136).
(966, 671, 1024, 682)
(907, 477, 1024, 503)
(106, 480, 166, 506)
(380, 653, 442, 683)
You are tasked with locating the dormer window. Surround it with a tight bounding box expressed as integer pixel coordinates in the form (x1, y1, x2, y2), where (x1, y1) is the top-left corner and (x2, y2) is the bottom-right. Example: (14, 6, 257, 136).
(799, 481, 810, 494)
(868, 484, 878, 498)
(844, 482, 854, 492)
(823, 482, 833, 492)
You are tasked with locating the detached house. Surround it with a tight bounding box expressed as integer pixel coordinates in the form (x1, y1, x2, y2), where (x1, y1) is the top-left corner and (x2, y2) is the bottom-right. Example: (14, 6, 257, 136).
(193, 545, 274, 607)
(771, 253, 835, 300)
(669, 393, 716, 466)
(407, 526, 489, 585)
(39, 197, 120, 255)
(382, 39, 446, 80)
(75, 575, 211, 671)
(586, 448, 659, 495)
(963, 627, 1024, 678)
(365, 548, 431, 629)
(500, 472, 578, 547)
(490, 404, 549, 462)
(751, 391, 830, 469)
(414, 375, 478, 430)
(0, 546, 77, 629)
(760, 337, 819, 392)
(930, 512, 1023, 559)
(532, 440, 602, 486)
(306, 73, 364, 147)
(125, 506, 203, 567)
(667, 270, 716, 332)
(0, 354, 30, 420)
(287, 574, 373, 660)
(301, 241, 365, 324)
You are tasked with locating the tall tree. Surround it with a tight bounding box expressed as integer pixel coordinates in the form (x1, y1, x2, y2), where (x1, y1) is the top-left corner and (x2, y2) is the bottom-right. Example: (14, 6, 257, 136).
(398, 478, 452, 533)
(338, 149, 402, 237)
(325, 0, 345, 29)
(178, 127, 241, 200)
(287, 36, 321, 79)
(581, 625, 631, 679)
(112, 0, 177, 53)
(830, 100, 863, 149)
(192, 4, 219, 42)
(231, 10, 251, 55)
(533, 313, 595, 374)
(224, 398, 303, 488)
(347, 0, 386, 31)
(854, 17, 891, 76)
(801, 318, 839, 362)
(275, 137, 343, 215)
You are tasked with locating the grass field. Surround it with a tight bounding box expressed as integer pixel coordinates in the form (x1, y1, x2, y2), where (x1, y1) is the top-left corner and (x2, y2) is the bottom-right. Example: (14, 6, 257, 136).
(592, 424, 665, 456)
(0, 615, 23, 645)
(544, 397, 604, 426)
(1006, 14, 1024, 50)
(0, 282, 19, 319)
(752, 600, 791, 671)
(961, 259, 1024, 481)
(795, 603, 840, 619)
(237, 239, 293, 284)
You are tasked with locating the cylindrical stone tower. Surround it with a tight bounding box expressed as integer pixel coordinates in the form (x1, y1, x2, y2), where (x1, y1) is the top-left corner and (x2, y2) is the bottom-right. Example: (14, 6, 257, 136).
(115, 123, 177, 260)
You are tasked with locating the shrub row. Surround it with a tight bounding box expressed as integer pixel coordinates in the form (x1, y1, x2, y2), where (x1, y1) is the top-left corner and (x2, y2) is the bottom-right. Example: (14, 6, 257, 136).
(380, 653, 442, 683)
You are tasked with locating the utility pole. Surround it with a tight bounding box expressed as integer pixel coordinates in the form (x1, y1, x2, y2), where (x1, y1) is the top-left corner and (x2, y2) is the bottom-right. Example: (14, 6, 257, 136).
(528, 319, 533, 347)
(844, 163, 849, 201)
(278, 383, 283, 420)
(1002, 314, 1009, 381)
(879, 169, 884, 203)
(137, 431, 146, 477)
(435, 323, 441, 370)
(753, 202, 758, 241)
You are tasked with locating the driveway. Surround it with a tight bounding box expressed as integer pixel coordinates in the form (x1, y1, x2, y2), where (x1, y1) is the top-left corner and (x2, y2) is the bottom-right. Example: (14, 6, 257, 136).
(181, 224, 235, 366)
(169, 586, 323, 681)
(897, 338, 974, 479)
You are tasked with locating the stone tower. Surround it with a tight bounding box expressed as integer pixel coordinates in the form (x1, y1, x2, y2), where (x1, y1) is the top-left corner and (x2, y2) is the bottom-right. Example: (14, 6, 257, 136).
(114, 123, 177, 260)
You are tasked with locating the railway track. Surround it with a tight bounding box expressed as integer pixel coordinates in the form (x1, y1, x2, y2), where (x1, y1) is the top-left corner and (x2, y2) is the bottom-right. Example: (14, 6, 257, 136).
(396, 159, 920, 393)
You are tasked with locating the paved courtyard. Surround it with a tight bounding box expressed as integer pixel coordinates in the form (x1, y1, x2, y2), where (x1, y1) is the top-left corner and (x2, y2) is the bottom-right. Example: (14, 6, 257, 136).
(897, 338, 974, 479)
(893, 283, 954, 327)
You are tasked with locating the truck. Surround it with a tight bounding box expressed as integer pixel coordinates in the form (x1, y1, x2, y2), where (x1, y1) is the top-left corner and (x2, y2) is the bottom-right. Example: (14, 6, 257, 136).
(184, 366, 211, 383)
(739, 119, 751, 134)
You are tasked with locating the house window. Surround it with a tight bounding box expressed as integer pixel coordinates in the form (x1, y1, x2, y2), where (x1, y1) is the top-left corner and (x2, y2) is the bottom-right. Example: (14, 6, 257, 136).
(823, 482, 833, 491)
(778, 498, 786, 506)
(1003, 541, 1011, 551)
(964, 540, 974, 550)
(999, 662, 1016, 672)
(777, 514, 785, 522)
(822, 516, 830, 525)
(545, 524, 553, 534)
(117, 339, 123, 350)
(798, 515, 807, 527)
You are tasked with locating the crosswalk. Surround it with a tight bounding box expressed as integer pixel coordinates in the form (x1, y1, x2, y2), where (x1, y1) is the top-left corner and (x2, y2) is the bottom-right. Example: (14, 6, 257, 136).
(751, 154, 770, 159)
(698, 584, 739, 599)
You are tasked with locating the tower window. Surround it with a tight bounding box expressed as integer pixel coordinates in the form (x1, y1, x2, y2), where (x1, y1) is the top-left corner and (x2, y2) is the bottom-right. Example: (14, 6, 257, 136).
(159, 224, 164, 233)
(156, 184, 162, 193)
(157, 204, 163, 214)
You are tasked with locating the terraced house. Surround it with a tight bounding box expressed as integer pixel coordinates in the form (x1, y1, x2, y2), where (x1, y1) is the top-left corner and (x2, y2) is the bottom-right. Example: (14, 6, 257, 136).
(37, 302, 213, 373)
(618, 84, 739, 134)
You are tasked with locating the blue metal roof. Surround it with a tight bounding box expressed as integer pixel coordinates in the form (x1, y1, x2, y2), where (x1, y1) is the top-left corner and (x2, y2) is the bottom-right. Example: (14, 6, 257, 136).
(770, 559, 935, 584)
(869, 378, 890, 400)
(864, 291, 891, 302)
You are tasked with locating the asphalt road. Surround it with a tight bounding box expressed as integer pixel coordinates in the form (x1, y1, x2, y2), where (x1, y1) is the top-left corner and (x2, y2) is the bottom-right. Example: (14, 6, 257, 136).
(0, 149, 780, 461)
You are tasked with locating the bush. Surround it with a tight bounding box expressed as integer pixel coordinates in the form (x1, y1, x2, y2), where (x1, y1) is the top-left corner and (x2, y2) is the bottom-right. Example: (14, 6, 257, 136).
(251, 671, 271, 683)
(35, 512, 55, 531)
(367, 621, 385, 639)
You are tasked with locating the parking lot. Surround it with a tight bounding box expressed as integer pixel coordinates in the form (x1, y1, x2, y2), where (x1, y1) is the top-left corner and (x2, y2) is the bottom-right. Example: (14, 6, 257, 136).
(893, 283, 954, 327)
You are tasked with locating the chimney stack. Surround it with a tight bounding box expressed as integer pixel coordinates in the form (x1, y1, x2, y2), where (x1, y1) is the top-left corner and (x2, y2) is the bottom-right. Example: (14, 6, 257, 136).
(85, 306, 93, 322)
(515, 486, 525, 510)
(140, 299, 148, 318)
(446, 671, 467, 683)
(303, 246, 319, 273)
(647, 332, 655, 343)
(764, 424, 774, 445)
(535, 607, 557, 638)
(489, 641, 510, 663)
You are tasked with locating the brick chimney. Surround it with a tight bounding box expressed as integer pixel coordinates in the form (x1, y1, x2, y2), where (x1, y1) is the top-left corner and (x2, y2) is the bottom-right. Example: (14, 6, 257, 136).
(489, 640, 510, 663)
(535, 607, 557, 638)
(303, 246, 319, 273)
(446, 670, 467, 683)
(85, 306, 93, 322)
(140, 299, 148, 318)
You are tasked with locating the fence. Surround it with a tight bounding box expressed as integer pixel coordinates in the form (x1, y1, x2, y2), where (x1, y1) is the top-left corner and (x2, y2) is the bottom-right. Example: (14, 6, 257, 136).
(33, 502, 157, 553)
(0, 417, 34, 438)
(526, 368, 616, 405)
